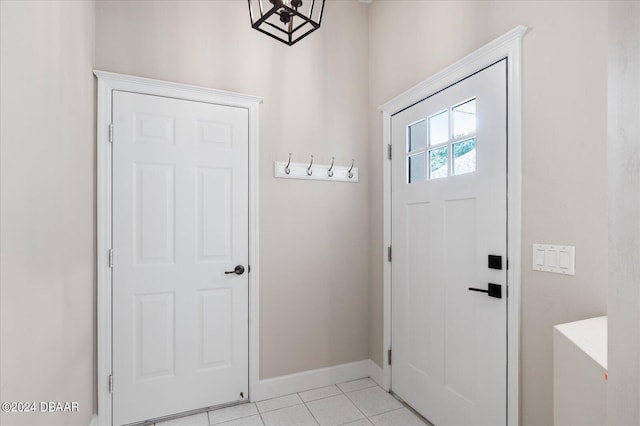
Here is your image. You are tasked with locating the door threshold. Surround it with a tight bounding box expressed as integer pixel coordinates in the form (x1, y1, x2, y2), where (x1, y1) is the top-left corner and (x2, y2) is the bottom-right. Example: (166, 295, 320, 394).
(389, 390, 435, 426)
(126, 400, 249, 426)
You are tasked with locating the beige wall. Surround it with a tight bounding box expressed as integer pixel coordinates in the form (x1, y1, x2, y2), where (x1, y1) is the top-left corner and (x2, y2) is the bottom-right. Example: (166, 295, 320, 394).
(1, 1, 618, 425)
(95, 0, 371, 379)
(0, 1, 96, 426)
(367, 1, 608, 425)
(0, 2, 370, 424)
(607, 2, 640, 425)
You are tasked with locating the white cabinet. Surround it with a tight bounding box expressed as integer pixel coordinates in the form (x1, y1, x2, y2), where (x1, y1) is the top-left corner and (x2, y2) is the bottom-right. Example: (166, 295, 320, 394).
(553, 316, 607, 426)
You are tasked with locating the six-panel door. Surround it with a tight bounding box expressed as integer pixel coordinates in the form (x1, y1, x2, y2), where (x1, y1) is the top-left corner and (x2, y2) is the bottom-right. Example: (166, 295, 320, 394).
(112, 91, 249, 425)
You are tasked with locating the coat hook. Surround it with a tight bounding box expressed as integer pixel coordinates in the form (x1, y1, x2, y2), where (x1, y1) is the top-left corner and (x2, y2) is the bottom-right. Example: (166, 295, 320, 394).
(307, 155, 314, 176)
(348, 159, 355, 179)
(327, 156, 335, 177)
(284, 153, 292, 175)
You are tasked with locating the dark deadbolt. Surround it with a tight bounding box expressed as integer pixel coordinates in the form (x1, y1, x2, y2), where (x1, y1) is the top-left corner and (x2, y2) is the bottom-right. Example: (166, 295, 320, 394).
(468, 283, 502, 299)
(488, 255, 503, 270)
(225, 265, 245, 275)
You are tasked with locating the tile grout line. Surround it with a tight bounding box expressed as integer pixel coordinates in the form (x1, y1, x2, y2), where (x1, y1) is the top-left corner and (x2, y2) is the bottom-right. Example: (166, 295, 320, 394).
(251, 380, 374, 408)
(302, 386, 375, 426)
(298, 380, 378, 405)
(343, 385, 408, 420)
(254, 384, 384, 426)
(256, 402, 304, 415)
(208, 403, 259, 426)
(214, 413, 262, 426)
(296, 392, 330, 425)
(370, 406, 405, 418)
(160, 383, 419, 426)
(202, 381, 380, 426)
(255, 406, 266, 426)
(299, 388, 334, 426)
(298, 384, 343, 396)
(340, 389, 370, 425)
(299, 391, 344, 405)
(336, 381, 378, 394)
(302, 400, 322, 426)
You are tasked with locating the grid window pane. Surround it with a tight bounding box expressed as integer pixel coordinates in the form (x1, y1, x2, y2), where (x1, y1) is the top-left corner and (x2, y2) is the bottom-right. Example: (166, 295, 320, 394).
(453, 99, 476, 137)
(408, 120, 426, 152)
(428, 111, 449, 146)
(429, 146, 448, 179)
(408, 153, 426, 183)
(452, 138, 477, 176)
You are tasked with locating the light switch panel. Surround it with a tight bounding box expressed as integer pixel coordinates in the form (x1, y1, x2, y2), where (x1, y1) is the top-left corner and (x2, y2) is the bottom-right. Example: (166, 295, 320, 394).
(532, 244, 575, 275)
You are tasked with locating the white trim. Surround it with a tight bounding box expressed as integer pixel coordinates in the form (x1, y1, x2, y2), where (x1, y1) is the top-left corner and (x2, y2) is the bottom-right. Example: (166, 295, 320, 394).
(93, 70, 263, 106)
(247, 88, 261, 411)
(505, 28, 525, 426)
(94, 70, 262, 426)
(367, 359, 385, 388)
(95, 72, 113, 426)
(380, 111, 392, 392)
(252, 359, 372, 401)
(378, 25, 527, 426)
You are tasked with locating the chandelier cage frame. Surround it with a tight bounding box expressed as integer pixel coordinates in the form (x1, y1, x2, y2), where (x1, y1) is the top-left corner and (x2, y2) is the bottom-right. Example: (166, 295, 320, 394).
(248, 0, 326, 46)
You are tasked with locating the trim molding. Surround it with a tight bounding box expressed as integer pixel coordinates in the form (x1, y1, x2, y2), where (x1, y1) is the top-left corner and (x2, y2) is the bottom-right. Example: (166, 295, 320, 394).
(367, 359, 385, 388)
(252, 359, 373, 402)
(378, 25, 527, 426)
(94, 70, 262, 426)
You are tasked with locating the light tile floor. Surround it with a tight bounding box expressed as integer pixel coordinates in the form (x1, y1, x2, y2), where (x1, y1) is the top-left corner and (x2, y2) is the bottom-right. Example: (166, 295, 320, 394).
(155, 378, 430, 426)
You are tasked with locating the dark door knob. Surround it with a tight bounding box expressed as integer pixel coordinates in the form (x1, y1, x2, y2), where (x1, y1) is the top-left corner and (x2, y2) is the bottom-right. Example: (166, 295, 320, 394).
(468, 283, 502, 299)
(225, 265, 245, 275)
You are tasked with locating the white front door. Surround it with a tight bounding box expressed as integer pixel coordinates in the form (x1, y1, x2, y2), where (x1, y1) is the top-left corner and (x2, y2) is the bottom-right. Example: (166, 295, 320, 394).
(112, 91, 249, 425)
(391, 60, 507, 426)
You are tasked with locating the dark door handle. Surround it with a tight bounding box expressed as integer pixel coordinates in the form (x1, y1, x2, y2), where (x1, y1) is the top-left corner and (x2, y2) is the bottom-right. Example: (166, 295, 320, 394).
(468, 283, 502, 299)
(225, 265, 245, 275)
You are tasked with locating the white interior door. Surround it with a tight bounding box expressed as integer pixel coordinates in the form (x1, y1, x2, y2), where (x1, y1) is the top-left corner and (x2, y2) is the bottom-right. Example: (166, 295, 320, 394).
(391, 60, 507, 426)
(112, 91, 249, 425)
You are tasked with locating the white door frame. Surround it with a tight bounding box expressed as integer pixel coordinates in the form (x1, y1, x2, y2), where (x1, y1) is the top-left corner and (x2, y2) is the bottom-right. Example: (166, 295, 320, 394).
(378, 26, 527, 426)
(94, 70, 263, 426)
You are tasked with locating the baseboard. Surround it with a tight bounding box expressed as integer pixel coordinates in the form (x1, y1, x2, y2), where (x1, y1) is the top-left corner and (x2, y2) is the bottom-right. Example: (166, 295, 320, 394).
(95, 361, 384, 420)
(367, 359, 386, 389)
(91, 361, 385, 420)
(252, 359, 371, 401)
(88, 413, 98, 426)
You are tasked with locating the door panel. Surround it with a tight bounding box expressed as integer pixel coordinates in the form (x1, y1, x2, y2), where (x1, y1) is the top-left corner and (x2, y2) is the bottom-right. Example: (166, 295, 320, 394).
(134, 163, 175, 264)
(112, 91, 249, 425)
(134, 292, 176, 381)
(197, 168, 232, 262)
(391, 60, 507, 426)
(197, 289, 233, 370)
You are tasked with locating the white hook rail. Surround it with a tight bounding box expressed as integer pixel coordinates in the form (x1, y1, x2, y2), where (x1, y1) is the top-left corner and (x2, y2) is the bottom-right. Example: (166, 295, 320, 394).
(274, 154, 359, 183)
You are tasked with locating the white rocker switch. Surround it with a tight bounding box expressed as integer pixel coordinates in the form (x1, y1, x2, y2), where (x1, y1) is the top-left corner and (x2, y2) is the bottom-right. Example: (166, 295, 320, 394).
(545, 250, 558, 267)
(559, 250, 571, 269)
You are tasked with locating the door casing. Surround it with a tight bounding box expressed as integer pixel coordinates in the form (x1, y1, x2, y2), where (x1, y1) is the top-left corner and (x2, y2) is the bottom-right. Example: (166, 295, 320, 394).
(378, 26, 527, 426)
(95, 70, 263, 426)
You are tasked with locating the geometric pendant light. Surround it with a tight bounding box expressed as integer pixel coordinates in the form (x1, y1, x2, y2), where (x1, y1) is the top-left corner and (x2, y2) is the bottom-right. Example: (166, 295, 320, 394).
(248, 0, 326, 46)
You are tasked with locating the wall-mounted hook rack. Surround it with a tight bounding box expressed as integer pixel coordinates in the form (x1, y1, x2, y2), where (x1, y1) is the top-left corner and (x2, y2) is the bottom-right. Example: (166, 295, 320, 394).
(274, 155, 359, 183)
